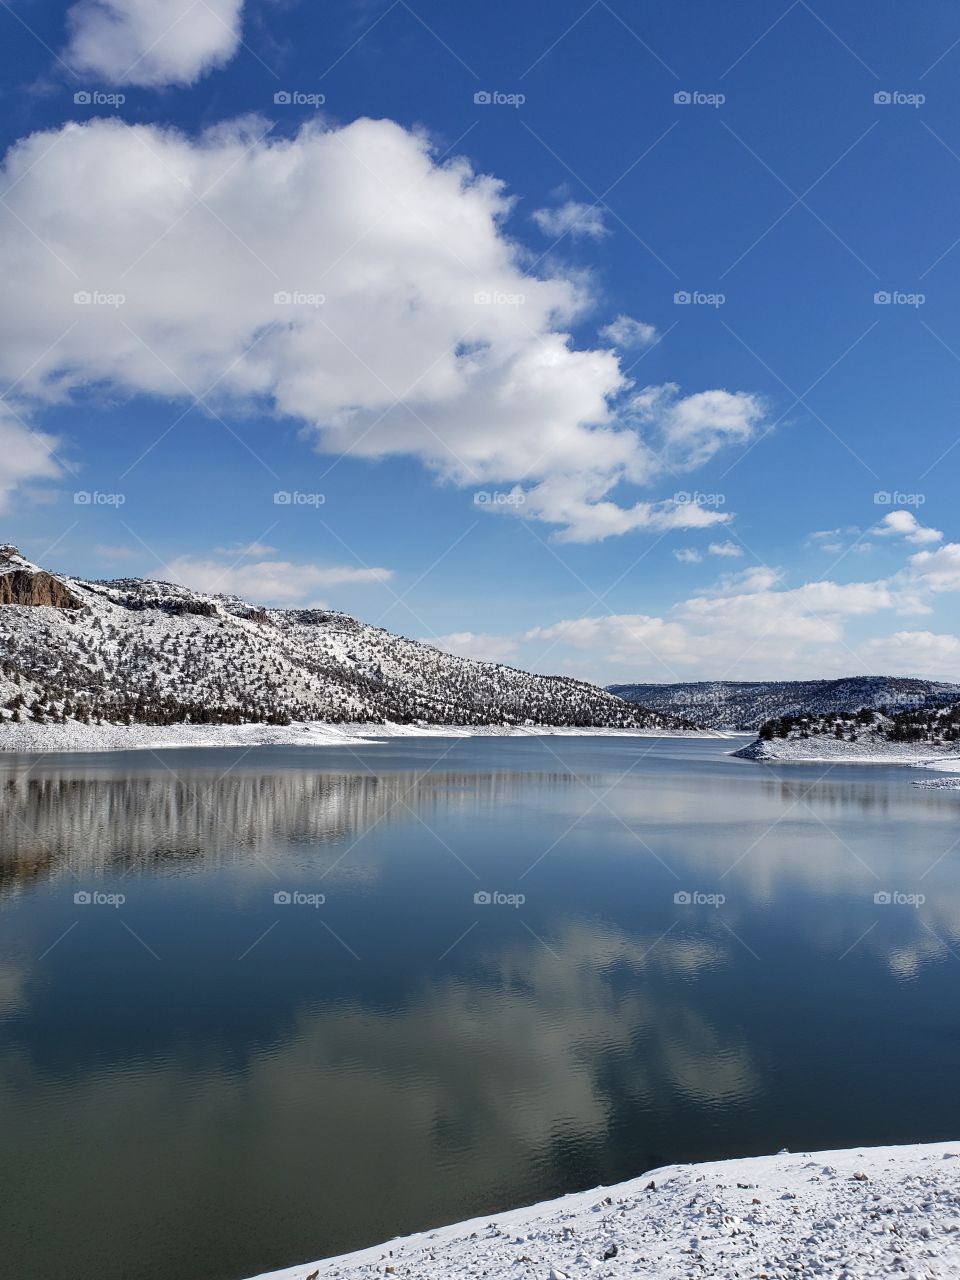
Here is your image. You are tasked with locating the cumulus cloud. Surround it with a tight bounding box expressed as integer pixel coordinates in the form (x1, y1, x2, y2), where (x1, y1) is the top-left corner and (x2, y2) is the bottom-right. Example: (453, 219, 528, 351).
(629, 383, 766, 470)
(0, 407, 61, 510)
(857, 630, 960, 676)
(908, 542, 960, 593)
(532, 200, 608, 240)
(0, 116, 765, 540)
(64, 0, 245, 87)
(519, 536, 960, 681)
(873, 510, 942, 546)
(526, 613, 696, 676)
(673, 548, 702, 564)
(427, 631, 518, 663)
(160, 553, 392, 606)
(707, 540, 742, 558)
(599, 314, 659, 349)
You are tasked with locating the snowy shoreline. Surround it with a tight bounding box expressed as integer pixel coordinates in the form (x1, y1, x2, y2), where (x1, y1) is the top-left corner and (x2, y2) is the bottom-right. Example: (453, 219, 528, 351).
(248, 1140, 960, 1280)
(0, 720, 734, 756)
(734, 734, 960, 780)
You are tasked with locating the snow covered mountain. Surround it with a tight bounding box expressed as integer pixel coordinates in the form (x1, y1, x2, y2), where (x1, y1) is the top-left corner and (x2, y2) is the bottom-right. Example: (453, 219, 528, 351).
(0, 544, 678, 731)
(606, 677, 960, 730)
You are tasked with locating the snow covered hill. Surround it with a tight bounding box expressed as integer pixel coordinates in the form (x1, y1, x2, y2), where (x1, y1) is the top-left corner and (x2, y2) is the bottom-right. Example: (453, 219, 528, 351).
(608, 677, 960, 730)
(734, 702, 960, 768)
(0, 545, 678, 734)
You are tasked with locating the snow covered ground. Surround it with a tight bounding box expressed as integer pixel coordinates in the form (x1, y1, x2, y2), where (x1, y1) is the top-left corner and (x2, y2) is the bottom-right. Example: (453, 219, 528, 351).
(735, 734, 960, 772)
(0, 720, 729, 754)
(248, 1141, 960, 1280)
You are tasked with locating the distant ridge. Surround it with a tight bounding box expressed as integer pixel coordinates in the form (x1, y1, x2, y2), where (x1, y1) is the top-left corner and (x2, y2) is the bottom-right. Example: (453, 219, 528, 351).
(606, 677, 960, 731)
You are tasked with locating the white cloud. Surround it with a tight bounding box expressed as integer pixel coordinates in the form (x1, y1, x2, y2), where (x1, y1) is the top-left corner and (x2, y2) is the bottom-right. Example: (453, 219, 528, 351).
(707, 540, 742, 558)
(160, 553, 393, 606)
(629, 383, 766, 470)
(857, 630, 960, 677)
(64, 0, 244, 87)
(0, 408, 61, 510)
(0, 116, 765, 542)
(517, 542, 960, 681)
(673, 548, 702, 564)
(526, 614, 696, 677)
(908, 542, 960, 593)
(874, 510, 942, 546)
(428, 631, 518, 663)
(532, 200, 608, 240)
(599, 315, 658, 349)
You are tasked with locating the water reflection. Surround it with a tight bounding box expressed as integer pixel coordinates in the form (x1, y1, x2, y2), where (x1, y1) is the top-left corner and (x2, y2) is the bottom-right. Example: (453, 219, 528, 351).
(0, 766, 592, 889)
(1, 738, 960, 1280)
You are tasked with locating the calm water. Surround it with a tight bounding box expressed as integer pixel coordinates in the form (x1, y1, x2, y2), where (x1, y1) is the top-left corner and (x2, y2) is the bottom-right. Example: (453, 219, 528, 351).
(1, 735, 959, 1280)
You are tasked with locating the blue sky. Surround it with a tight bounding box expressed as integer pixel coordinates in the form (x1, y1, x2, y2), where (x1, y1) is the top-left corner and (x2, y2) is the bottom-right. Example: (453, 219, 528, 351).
(2, 0, 960, 683)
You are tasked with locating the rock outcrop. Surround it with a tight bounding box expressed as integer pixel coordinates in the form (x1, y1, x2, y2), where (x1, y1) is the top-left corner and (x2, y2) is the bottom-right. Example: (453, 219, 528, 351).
(0, 569, 82, 609)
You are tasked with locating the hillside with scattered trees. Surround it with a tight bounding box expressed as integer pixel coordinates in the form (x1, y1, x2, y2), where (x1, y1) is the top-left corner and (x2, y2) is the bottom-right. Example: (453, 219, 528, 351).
(0, 545, 682, 734)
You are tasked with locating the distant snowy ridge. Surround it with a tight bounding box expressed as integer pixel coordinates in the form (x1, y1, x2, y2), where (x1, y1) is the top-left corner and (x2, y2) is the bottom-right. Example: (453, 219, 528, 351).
(0, 544, 682, 738)
(609, 676, 960, 730)
(248, 1140, 960, 1280)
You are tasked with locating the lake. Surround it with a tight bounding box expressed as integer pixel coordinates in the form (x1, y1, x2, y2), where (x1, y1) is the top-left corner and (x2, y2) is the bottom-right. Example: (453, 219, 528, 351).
(1, 734, 959, 1280)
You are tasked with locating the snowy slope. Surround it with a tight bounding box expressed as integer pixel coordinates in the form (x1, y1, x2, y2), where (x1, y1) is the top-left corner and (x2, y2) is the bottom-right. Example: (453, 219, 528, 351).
(608, 677, 960, 730)
(248, 1140, 960, 1280)
(734, 704, 960, 771)
(0, 545, 677, 733)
